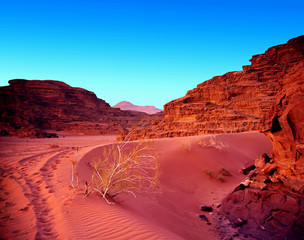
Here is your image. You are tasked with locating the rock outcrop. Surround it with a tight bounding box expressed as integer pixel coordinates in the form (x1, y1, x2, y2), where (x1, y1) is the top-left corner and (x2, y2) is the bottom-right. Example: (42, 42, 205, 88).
(219, 36, 304, 240)
(113, 101, 163, 115)
(0, 79, 161, 137)
(133, 35, 304, 139)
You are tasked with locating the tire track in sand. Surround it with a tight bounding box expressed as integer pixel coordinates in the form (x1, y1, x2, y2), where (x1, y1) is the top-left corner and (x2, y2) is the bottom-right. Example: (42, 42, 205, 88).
(17, 149, 71, 239)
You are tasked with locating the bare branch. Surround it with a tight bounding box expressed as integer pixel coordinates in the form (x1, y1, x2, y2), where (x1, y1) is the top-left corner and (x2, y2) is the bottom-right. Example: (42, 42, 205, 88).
(87, 131, 160, 204)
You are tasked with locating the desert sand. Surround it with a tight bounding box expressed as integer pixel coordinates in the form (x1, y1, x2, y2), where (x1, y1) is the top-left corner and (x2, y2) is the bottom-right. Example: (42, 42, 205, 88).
(0, 132, 272, 239)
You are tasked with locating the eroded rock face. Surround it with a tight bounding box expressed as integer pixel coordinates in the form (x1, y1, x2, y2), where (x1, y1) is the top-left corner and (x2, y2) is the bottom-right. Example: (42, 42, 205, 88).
(219, 36, 304, 240)
(0, 79, 160, 137)
(134, 35, 304, 139)
(220, 188, 304, 240)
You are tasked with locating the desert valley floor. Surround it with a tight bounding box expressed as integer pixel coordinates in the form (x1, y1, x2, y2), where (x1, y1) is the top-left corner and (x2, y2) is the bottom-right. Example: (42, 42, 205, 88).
(0, 132, 272, 239)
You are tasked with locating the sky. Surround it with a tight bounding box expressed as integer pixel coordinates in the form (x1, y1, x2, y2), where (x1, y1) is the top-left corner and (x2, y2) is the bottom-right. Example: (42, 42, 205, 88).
(0, 0, 303, 109)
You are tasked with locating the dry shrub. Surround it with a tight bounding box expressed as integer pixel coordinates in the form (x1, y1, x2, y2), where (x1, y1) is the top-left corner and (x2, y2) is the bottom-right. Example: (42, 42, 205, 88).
(204, 167, 232, 183)
(219, 167, 232, 176)
(86, 127, 160, 204)
(71, 147, 79, 188)
(198, 136, 227, 151)
(204, 169, 215, 178)
(180, 139, 191, 152)
(218, 175, 226, 182)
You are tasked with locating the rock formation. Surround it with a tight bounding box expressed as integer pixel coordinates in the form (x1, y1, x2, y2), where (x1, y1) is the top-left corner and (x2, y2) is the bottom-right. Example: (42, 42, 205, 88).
(113, 101, 163, 115)
(218, 36, 304, 239)
(133, 35, 304, 139)
(0, 79, 161, 137)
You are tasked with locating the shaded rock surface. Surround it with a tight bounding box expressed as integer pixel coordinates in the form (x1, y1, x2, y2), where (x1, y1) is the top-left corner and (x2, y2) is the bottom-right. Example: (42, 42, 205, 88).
(132, 35, 304, 139)
(200, 205, 213, 212)
(0, 79, 161, 137)
(219, 188, 304, 240)
(219, 35, 304, 239)
(113, 101, 163, 115)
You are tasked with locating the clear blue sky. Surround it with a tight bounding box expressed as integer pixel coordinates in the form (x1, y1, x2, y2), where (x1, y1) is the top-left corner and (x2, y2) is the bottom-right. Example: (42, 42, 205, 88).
(0, 0, 303, 109)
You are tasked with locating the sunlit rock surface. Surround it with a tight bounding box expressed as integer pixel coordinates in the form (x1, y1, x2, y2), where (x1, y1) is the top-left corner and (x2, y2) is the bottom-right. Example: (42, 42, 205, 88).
(134, 35, 304, 139)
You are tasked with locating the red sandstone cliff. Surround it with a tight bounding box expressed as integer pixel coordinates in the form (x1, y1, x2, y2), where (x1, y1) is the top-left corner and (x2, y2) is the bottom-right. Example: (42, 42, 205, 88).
(0, 79, 160, 137)
(134, 35, 304, 139)
(218, 36, 304, 240)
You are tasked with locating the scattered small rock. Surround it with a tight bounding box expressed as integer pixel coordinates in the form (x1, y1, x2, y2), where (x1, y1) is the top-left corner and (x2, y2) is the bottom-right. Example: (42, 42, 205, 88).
(200, 205, 213, 212)
(235, 217, 247, 226)
(199, 214, 209, 222)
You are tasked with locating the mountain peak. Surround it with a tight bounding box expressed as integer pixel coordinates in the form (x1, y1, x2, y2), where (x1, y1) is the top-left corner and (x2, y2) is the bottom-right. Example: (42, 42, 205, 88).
(113, 101, 163, 115)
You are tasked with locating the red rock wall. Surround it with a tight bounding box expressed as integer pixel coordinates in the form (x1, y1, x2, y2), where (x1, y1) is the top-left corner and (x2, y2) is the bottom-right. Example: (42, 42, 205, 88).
(0, 79, 161, 137)
(135, 35, 304, 139)
(219, 36, 304, 240)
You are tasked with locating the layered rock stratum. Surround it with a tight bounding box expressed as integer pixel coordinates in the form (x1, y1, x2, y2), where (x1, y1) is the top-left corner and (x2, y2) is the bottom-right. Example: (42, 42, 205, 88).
(113, 101, 163, 115)
(0, 79, 161, 137)
(133, 35, 304, 139)
(217, 36, 304, 239)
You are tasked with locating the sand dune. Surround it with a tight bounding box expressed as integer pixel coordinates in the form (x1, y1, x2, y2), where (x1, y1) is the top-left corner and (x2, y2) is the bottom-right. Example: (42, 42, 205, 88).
(0, 132, 272, 239)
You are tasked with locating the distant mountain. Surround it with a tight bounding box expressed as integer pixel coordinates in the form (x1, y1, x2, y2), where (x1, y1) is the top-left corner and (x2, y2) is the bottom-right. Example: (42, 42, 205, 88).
(113, 101, 163, 115)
